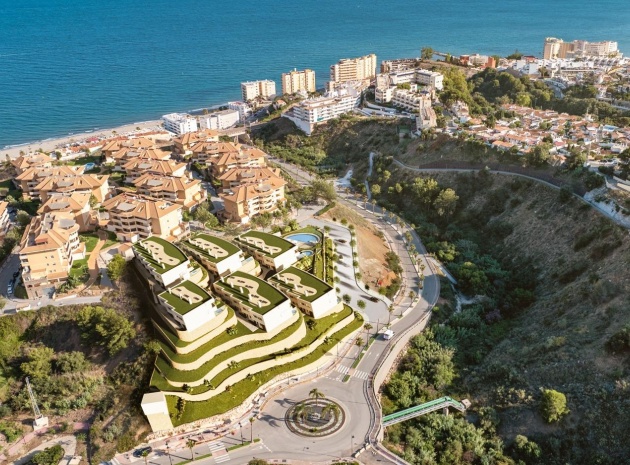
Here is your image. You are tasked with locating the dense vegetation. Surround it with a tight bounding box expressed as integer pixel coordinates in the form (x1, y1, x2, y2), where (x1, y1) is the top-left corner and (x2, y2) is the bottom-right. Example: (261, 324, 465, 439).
(0, 273, 157, 463)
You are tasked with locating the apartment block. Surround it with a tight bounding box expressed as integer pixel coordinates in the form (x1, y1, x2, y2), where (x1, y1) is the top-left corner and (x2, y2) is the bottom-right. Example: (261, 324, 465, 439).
(16, 165, 84, 199)
(19, 212, 85, 299)
(197, 109, 240, 130)
(112, 147, 171, 172)
(282, 84, 362, 135)
(217, 167, 283, 191)
(269, 266, 340, 318)
(35, 174, 110, 204)
(213, 270, 294, 332)
(227, 101, 252, 122)
(0, 201, 10, 237)
(162, 113, 199, 135)
(123, 159, 187, 183)
(415, 70, 444, 91)
(133, 236, 192, 289)
(133, 173, 206, 211)
(157, 280, 222, 332)
(281, 68, 316, 95)
(102, 193, 188, 242)
(183, 233, 245, 279)
(543, 37, 620, 59)
(11, 153, 53, 175)
(235, 230, 298, 271)
(221, 178, 286, 224)
(390, 88, 432, 113)
(329, 54, 377, 86)
(37, 192, 94, 232)
(241, 80, 276, 102)
(172, 130, 220, 155)
(101, 137, 155, 160)
(190, 142, 267, 178)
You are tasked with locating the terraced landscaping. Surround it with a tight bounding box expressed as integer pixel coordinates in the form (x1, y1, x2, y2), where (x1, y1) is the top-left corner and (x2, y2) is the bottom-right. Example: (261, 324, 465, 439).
(165, 307, 363, 425)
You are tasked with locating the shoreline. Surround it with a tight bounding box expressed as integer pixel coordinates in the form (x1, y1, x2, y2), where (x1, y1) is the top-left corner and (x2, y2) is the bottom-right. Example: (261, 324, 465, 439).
(1, 119, 165, 161)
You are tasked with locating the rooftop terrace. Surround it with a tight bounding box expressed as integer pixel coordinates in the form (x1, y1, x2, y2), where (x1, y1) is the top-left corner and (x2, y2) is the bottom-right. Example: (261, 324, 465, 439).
(269, 266, 332, 303)
(236, 230, 295, 258)
(214, 270, 287, 315)
(133, 236, 188, 274)
(158, 280, 213, 316)
(184, 233, 241, 264)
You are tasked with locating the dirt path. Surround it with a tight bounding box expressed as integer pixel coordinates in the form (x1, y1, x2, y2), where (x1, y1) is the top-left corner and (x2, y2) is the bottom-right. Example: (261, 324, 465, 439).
(84, 230, 107, 288)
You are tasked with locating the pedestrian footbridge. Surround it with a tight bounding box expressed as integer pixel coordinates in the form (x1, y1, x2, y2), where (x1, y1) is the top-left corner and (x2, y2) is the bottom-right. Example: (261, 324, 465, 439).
(382, 396, 471, 427)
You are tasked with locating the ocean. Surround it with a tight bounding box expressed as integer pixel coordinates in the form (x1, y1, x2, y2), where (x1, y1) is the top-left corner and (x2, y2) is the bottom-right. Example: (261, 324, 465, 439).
(1, 0, 629, 148)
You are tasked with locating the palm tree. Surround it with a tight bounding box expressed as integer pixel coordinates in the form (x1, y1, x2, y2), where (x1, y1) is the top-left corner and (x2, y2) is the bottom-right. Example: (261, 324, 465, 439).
(294, 403, 312, 421)
(364, 323, 373, 336)
(141, 449, 150, 465)
(388, 304, 395, 325)
(322, 403, 340, 419)
(250, 417, 256, 442)
(186, 439, 196, 461)
(309, 388, 325, 407)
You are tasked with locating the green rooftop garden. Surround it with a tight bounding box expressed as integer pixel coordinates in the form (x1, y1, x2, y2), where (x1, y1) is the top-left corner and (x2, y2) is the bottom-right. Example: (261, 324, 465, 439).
(158, 280, 213, 316)
(270, 266, 332, 303)
(184, 233, 241, 264)
(214, 271, 287, 315)
(164, 306, 362, 424)
(237, 230, 295, 258)
(133, 236, 187, 274)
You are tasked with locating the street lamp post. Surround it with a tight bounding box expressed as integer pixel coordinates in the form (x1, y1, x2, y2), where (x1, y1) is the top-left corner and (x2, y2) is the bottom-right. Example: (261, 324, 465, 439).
(350, 435, 355, 456)
(165, 442, 173, 465)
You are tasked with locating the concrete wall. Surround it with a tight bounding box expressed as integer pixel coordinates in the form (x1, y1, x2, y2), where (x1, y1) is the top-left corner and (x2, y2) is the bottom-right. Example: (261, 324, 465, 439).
(310, 289, 339, 318)
(162, 311, 300, 369)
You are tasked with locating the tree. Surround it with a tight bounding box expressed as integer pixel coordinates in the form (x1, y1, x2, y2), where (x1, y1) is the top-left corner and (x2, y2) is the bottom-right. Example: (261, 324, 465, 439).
(540, 389, 569, 423)
(194, 203, 218, 227)
(249, 417, 255, 442)
(55, 351, 89, 374)
(421, 47, 434, 60)
(187, 439, 196, 460)
(322, 403, 339, 419)
(357, 300, 366, 309)
(364, 323, 373, 335)
(526, 144, 551, 167)
(107, 255, 127, 281)
(141, 449, 150, 465)
(89, 194, 99, 208)
(370, 184, 381, 196)
(309, 179, 337, 203)
(16, 210, 31, 227)
(31, 445, 64, 465)
(309, 388, 325, 406)
(356, 337, 364, 346)
(21, 346, 55, 380)
(248, 460, 270, 465)
(342, 294, 351, 304)
(76, 306, 136, 355)
(434, 189, 459, 217)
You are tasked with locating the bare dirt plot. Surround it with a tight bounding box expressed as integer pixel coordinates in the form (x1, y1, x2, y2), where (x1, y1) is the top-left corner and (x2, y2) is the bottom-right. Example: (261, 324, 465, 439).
(321, 203, 394, 289)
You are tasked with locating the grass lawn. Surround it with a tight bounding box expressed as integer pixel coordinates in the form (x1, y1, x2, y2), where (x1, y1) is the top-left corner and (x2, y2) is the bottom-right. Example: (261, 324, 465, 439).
(166, 307, 362, 424)
(79, 233, 100, 253)
(65, 155, 99, 166)
(69, 258, 89, 281)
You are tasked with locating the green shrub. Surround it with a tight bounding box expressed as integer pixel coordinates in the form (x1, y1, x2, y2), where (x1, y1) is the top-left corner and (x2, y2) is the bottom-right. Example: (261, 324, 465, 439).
(540, 388, 569, 423)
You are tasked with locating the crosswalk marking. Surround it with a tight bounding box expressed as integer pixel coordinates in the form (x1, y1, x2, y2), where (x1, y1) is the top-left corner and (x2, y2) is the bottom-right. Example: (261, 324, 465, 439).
(336, 365, 350, 375)
(354, 370, 369, 380)
(208, 441, 230, 463)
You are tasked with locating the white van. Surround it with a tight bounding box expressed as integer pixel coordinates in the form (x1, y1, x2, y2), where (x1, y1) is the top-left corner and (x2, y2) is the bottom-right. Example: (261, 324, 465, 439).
(383, 329, 394, 340)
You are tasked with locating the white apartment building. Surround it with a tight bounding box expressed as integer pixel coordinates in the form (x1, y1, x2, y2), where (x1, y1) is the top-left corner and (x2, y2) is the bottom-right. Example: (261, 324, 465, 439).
(281, 68, 316, 95)
(329, 54, 377, 85)
(415, 70, 444, 91)
(133, 237, 192, 289)
(198, 109, 240, 130)
(543, 37, 621, 59)
(282, 84, 362, 135)
(241, 80, 276, 102)
(391, 88, 432, 113)
(228, 101, 252, 122)
(162, 113, 199, 135)
(0, 201, 10, 237)
(157, 281, 222, 332)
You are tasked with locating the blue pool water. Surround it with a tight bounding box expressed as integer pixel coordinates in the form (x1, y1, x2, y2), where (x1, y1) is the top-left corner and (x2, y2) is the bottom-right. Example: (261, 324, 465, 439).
(300, 250, 314, 258)
(286, 233, 320, 244)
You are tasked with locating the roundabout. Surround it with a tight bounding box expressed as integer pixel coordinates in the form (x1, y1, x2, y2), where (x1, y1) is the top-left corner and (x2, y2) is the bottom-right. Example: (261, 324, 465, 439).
(285, 397, 346, 437)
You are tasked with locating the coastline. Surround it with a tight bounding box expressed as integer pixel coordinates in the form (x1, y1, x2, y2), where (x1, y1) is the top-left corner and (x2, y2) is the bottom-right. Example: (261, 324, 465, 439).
(1, 119, 164, 161)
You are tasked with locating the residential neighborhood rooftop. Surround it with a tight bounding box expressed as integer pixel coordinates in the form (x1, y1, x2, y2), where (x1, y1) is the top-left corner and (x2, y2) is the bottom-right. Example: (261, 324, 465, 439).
(236, 230, 295, 258)
(158, 280, 212, 315)
(184, 233, 241, 263)
(214, 270, 287, 315)
(270, 266, 332, 302)
(133, 236, 188, 274)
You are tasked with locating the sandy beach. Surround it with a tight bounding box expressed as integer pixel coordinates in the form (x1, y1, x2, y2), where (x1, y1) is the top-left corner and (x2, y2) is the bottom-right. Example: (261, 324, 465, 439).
(0, 119, 165, 160)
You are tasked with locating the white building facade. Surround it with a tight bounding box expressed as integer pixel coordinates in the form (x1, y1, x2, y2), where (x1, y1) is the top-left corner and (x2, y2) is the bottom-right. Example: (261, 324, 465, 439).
(241, 80, 277, 101)
(162, 113, 198, 135)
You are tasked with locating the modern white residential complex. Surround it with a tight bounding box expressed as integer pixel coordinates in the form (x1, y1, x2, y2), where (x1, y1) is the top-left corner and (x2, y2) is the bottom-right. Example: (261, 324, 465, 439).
(281, 68, 316, 95)
(241, 80, 276, 102)
(133, 237, 192, 289)
(282, 83, 362, 135)
(197, 109, 240, 130)
(227, 101, 252, 122)
(162, 113, 199, 135)
(157, 280, 222, 332)
(235, 230, 298, 272)
(182, 233, 246, 279)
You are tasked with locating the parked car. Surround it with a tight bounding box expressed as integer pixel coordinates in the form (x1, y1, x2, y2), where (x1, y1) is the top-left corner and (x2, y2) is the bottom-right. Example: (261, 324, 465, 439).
(368, 296, 379, 303)
(133, 447, 152, 458)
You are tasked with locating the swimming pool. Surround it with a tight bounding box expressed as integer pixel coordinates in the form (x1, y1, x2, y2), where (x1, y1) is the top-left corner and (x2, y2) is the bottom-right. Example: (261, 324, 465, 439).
(300, 250, 314, 257)
(286, 233, 320, 244)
